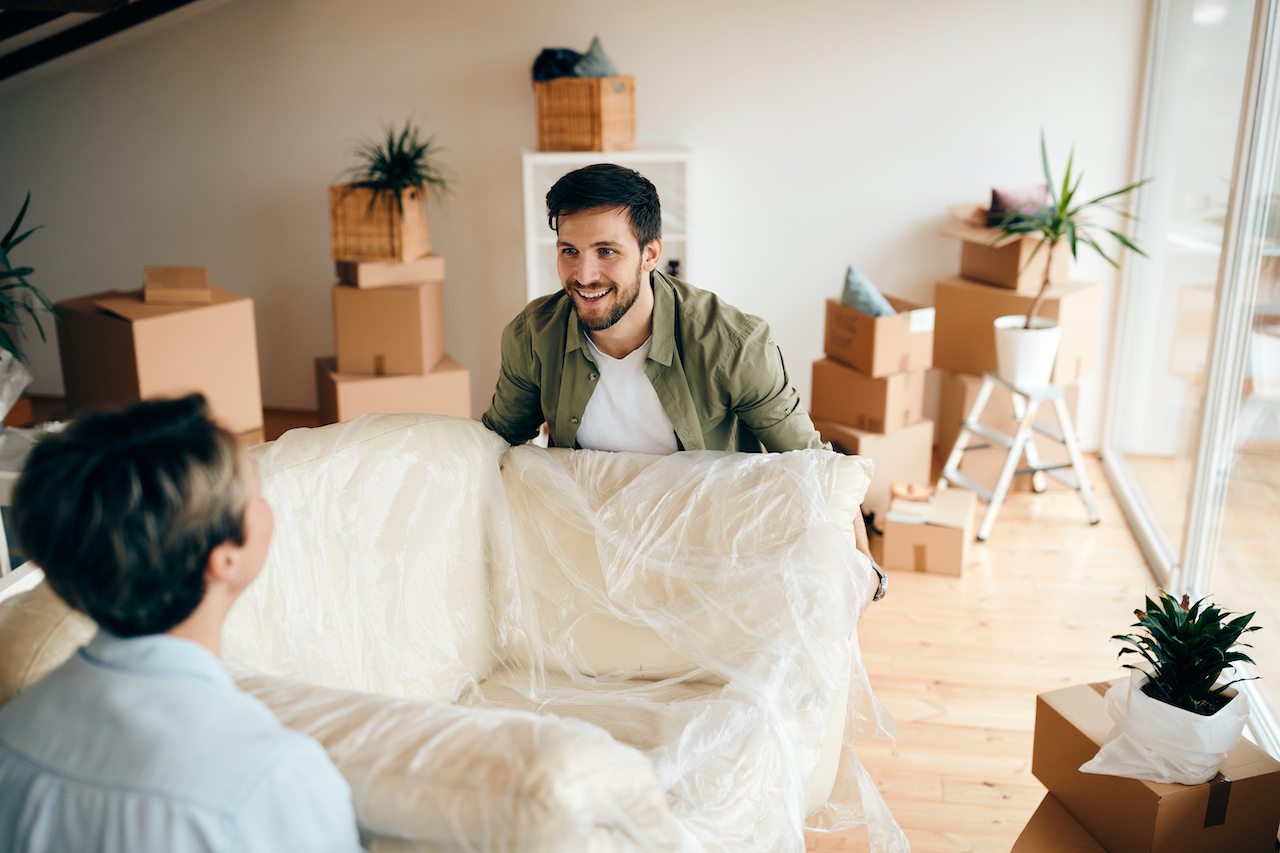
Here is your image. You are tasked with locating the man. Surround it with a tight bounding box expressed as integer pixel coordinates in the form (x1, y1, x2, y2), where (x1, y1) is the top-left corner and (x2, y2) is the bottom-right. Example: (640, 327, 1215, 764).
(483, 164, 881, 593)
(0, 395, 363, 853)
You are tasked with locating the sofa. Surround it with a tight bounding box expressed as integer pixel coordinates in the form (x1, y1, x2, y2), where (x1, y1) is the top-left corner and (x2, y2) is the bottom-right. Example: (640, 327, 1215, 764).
(0, 414, 908, 853)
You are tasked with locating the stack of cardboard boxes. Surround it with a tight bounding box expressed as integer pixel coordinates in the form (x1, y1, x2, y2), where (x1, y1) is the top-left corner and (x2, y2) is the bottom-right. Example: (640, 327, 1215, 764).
(934, 205, 1104, 492)
(1016, 681, 1280, 852)
(808, 295, 936, 532)
(316, 205, 470, 424)
(56, 265, 265, 442)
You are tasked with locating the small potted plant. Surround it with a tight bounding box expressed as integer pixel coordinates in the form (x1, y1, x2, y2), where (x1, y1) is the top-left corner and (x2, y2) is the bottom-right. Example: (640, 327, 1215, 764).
(329, 121, 450, 263)
(0, 193, 56, 425)
(991, 134, 1150, 388)
(1080, 590, 1260, 785)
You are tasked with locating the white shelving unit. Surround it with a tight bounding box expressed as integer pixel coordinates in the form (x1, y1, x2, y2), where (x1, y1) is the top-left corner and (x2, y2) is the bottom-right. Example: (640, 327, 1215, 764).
(521, 146, 694, 304)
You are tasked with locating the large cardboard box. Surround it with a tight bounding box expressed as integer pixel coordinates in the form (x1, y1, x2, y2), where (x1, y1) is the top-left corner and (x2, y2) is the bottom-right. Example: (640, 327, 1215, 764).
(813, 418, 933, 522)
(1013, 794, 1107, 853)
(332, 281, 445, 376)
(823, 297, 935, 378)
(56, 288, 263, 433)
(810, 359, 926, 434)
(937, 370, 1080, 494)
(335, 253, 445, 289)
(933, 276, 1103, 386)
(315, 355, 470, 425)
(881, 487, 977, 575)
(1033, 681, 1280, 853)
(940, 204, 1071, 294)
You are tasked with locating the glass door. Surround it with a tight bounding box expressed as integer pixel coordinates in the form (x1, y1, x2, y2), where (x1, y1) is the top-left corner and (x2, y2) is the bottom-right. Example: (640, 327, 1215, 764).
(1107, 0, 1280, 754)
(1105, 0, 1258, 583)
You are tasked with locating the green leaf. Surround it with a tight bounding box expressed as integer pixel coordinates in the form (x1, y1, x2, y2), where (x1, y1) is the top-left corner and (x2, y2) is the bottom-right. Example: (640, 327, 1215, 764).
(4, 225, 42, 253)
(1040, 131, 1058, 207)
(0, 193, 30, 250)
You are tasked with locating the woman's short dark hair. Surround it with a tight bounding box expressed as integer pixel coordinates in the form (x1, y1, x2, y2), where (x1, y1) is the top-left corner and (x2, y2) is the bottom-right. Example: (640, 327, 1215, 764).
(13, 394, 247, 637)
(545, 164, 662, 250)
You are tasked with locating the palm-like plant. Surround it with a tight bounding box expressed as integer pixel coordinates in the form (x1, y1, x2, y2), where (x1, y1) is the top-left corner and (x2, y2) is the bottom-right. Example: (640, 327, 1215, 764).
(344, 121, 449, 214)
(1113, 590, 1261, 716)
(0, 194, 55, 362)
(996, 133, 1151, 328)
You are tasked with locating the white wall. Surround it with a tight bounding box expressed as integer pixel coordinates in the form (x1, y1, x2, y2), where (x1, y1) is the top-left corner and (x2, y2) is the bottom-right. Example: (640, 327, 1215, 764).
(0, 0, 1150, 447)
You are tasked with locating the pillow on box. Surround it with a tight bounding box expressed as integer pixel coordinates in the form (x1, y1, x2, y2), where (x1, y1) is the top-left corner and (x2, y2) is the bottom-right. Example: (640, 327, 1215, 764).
(841, 265, 895, 317)
(987, 183, 1049, 227)
(572, 36, 619, 78)
(532, 48, 584, 82)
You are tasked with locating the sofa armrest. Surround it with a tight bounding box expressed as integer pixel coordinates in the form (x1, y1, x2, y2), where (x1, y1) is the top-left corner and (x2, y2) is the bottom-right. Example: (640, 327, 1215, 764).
(233, 670, 682, 853)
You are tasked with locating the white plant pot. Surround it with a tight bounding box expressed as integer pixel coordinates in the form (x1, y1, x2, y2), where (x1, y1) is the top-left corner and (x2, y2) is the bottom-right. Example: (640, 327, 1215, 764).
(993, 314, 1061, 389)
(1079, 673, 1249, 785)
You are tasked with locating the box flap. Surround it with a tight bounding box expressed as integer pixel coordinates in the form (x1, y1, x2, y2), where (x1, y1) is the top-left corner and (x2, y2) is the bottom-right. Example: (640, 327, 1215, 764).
(1013, 793, 1107, 852)
(144, 265, 208, 290)
(939, 219, 1024, 248)
(928, 488, 976, 529)
(95, 286, 245, 321)
(886, 499, 929, 524)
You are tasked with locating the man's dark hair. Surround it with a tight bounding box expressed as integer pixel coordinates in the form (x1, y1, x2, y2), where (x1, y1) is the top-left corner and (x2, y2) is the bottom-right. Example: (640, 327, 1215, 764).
(14, 394, 247, 638)
(546, 164, 662, 250)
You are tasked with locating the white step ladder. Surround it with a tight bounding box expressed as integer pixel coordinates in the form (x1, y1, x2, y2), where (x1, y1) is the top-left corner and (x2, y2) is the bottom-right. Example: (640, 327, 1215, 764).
(937, 372, 1100, 541)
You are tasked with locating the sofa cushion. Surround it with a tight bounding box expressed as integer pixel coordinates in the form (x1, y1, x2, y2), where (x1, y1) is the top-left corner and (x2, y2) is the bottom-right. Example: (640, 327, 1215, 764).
(224, 415, 511, 702)
(233, 669, 682, 852)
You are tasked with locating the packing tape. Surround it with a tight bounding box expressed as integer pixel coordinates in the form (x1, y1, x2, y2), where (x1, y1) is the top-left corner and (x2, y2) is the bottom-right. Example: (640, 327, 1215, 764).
(1085, 681, 1233, 827)
(912, 544, 927, 573)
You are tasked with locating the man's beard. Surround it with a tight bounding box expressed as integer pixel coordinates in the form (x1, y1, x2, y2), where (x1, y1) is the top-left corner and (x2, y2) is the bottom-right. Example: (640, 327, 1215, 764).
(570, 264, 644, 332)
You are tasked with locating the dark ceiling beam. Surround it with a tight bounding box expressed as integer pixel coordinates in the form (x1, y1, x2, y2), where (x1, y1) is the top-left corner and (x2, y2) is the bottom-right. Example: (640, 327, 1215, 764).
(0, 10, 63, 41)
(0, 2, 124, 12)
(0, 0, 200, 81)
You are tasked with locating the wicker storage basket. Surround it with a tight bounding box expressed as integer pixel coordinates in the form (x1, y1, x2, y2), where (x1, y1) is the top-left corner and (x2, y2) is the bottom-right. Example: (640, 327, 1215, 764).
(535, 75, 635, 152)
(329, 185, 431, 263)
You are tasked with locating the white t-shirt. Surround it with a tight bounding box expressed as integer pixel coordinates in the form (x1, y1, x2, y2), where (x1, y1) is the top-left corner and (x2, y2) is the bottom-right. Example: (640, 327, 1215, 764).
(577, 336, 679, 454)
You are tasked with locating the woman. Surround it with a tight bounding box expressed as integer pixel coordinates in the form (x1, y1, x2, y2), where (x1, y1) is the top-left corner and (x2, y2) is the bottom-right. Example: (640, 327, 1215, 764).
(0, 395, 362, 853)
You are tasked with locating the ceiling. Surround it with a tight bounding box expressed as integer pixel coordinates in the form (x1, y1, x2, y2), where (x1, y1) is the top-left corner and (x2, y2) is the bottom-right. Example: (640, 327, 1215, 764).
(0, 0, 201, 83)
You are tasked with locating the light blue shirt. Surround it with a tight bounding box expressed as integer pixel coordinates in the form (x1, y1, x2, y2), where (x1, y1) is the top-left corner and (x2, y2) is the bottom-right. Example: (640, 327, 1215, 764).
(0, 630, 363, 853)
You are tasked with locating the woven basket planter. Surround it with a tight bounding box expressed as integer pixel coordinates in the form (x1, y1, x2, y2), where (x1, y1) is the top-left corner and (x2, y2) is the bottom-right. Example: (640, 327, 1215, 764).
(329, 185, 431, 263)
(534, 75, 635, 152)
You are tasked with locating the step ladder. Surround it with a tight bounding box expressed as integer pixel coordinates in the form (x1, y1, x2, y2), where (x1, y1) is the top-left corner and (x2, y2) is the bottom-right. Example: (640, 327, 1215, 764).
(938, 372, 1100, 541)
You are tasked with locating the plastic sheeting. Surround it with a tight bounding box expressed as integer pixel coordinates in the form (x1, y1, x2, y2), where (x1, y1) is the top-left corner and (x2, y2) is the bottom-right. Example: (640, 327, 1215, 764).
(224, 414, 907, 853)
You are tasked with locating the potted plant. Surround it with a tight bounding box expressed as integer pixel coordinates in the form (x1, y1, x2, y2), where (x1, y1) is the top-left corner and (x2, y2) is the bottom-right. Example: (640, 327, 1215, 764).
(329, 121, 450, 263)
(0, 193, 56, 425)
(991, 134, 1150, 388)
(1079, 590, 1260, 785)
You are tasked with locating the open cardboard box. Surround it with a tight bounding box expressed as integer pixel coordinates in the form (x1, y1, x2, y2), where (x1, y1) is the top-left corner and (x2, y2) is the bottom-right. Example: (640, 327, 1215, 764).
(823, 297, 935, 378)
(940, 203, 1071, 294)
(810, 358, 926, 434)
(335, 253, 445, 289)
(315, 355, 470, 424)
(880, 486, 976, 575)
(1013, 794, 1107, 853)
(1033, 681, 1280, 853)
(813, 418, 933, 523)
(56, 287, 263, 433)
(332, 281, 446, 376)
(933, 275, 1103, 386)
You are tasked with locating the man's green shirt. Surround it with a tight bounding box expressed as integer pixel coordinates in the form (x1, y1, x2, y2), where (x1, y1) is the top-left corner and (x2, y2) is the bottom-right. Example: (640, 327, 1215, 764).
(482, 272, 827, 452)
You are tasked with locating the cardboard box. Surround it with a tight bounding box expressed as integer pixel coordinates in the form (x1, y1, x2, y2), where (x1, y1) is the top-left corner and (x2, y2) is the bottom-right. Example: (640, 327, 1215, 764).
(881, 487, 976, 575)
(56, 288, 263, 433)
(1013, 794, 1107, 853)
(823, 297, 935, 378)
(315, 355, 470, 424)
(335, 253, 446, 289)
(813, 418, 933, 522)
(937, 370, 1080, 493)
(940, 204, 1071, 293)
(143, 266, 213, 305)
(332, 281, 445, 376)
(1033, 681, 1280, 853)
(810, 359, 926, 434)
(933, 276, 1103, 386)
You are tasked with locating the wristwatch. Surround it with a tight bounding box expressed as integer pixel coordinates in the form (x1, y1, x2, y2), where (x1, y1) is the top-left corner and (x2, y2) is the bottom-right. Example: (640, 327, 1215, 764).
(870, 559, 888, 602)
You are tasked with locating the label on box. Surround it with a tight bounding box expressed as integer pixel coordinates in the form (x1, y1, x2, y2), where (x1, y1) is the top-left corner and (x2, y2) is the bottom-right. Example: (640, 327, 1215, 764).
(909, 307, 936, 334)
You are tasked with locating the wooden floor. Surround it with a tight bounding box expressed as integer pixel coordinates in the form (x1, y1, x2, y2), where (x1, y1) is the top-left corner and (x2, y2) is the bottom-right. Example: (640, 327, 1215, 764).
(807, 454, 1157, 853)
